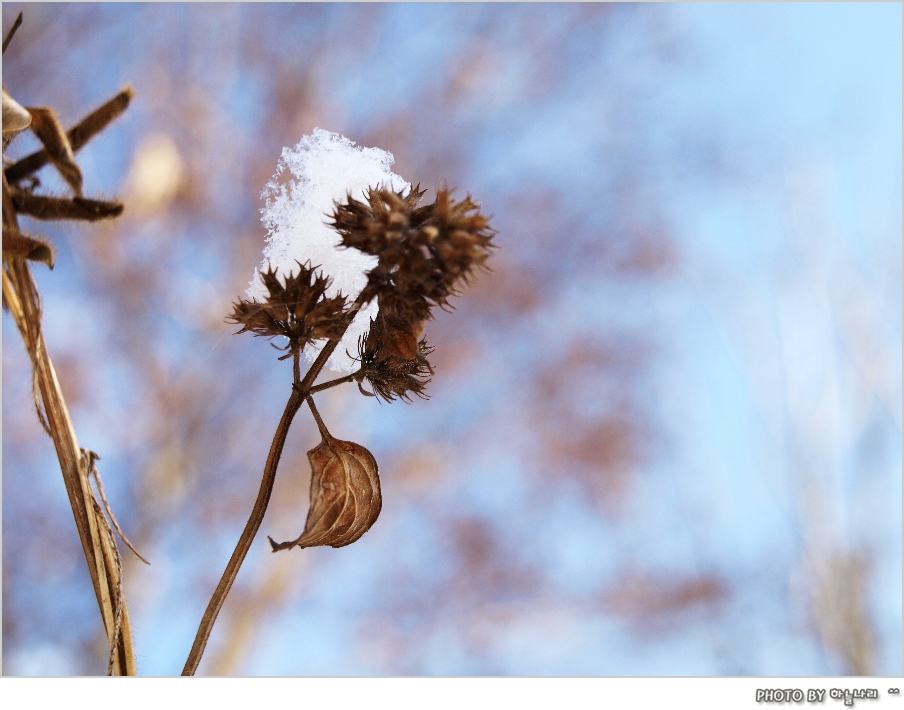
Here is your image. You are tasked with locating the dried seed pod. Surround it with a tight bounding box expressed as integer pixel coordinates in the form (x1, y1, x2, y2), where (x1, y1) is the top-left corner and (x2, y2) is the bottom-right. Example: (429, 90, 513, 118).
(2, 227, 54, 268)
(5, 86, 134, 185)
(269, 406, 381, 551)
(2, 87, 30, 134)
(8, 188, 123, 222)
(354, 311, 434, 403)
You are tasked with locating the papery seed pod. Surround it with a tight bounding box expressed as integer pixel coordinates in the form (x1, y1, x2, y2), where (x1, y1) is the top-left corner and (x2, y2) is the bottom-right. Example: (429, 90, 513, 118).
(2, 227, 55, 268)
(2, 87, 30, 134)
(269, 408, 381, 551)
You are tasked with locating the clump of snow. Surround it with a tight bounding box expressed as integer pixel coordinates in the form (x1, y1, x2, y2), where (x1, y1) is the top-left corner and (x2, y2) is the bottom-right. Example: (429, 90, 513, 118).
(249, 128, 410, 372)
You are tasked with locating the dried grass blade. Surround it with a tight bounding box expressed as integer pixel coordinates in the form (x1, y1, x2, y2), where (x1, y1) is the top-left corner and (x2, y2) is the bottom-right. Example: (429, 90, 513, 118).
(3, 191, 137, 675)
(26, 107, 83, 195)
(4, 87, 134, 184)
(2, 227, 55, 268)
(10, 190, 123, 222)
(85, 450, 150, 565)
(1, 262, 23, 314)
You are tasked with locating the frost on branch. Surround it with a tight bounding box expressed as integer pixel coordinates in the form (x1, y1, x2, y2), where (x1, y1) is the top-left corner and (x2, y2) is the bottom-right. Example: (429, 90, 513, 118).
(248, 129, 410, 372)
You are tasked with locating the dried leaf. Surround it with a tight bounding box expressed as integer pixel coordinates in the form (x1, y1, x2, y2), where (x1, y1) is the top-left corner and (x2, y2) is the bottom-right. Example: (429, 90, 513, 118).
(2, 227, 54, 268)
(269, 428, 381, 551)
(10, 189, 123, 222)
(26, 107, 83, 195)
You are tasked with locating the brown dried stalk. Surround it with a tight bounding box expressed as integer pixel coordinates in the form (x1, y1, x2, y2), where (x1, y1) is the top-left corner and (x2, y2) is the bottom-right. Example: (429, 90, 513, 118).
(181, 326, 350, 676)
(2, 13, 142, 675)
(2, 235, 139, 675)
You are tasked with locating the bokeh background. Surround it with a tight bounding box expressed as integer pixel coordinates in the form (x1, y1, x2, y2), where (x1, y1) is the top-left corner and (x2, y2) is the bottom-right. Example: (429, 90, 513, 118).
(2, 3, 901, 676)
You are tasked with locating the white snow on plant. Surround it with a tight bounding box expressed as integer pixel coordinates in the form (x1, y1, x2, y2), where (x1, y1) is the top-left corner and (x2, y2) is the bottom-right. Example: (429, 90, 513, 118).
(249, 128, 410, 372)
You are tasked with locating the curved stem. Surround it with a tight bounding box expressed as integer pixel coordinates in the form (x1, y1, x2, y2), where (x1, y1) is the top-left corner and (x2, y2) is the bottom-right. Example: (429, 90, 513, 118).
(306, 395, 331, 440)
(183, 295, 370, 675)
(181, 381, 303, 676)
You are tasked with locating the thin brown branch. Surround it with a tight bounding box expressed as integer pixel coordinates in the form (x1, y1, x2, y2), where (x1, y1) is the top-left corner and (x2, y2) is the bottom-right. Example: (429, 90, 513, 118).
(183, 298, 369, 675)
(295, 292, 369, 394)
(307, 371, 359, 395)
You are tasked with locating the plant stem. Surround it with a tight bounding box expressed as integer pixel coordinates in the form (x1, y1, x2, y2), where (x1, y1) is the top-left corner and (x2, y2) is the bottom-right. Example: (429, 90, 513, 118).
(308, 370, 360, 395)
(182, 360, 304, 676)
(183, 296, 368, 675)
(4, 169, 137, 675)
(306, 395, 330, 440)
(182, 297, 363, 675)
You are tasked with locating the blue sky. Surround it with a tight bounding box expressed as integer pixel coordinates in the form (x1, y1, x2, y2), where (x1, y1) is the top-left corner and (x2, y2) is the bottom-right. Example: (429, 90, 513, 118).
(3, 3, 900, 676)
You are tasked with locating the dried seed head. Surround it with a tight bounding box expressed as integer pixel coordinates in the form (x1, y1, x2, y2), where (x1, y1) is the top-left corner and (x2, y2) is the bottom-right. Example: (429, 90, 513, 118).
(330, 186, 496, 321)
(269, 415, 381, 551)
(252, 129, 409, 373)
(354, 311, 434, 403)
(227, 261, 349, 358)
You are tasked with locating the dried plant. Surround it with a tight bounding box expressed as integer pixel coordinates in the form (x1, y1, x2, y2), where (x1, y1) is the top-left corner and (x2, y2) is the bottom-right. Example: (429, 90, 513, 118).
(268, 397, 382, 551)
(4, 14, 496, 678)
(182, 130, 496, 674)
(2, 13, 144, 675)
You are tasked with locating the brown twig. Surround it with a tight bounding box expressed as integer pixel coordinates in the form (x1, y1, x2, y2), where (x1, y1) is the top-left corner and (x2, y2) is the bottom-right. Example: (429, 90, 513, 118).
(306, 394, 330, 439)
(307, 370, 359, 395)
